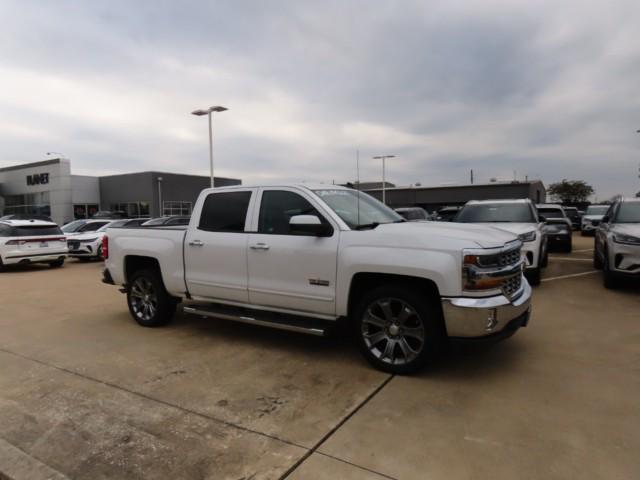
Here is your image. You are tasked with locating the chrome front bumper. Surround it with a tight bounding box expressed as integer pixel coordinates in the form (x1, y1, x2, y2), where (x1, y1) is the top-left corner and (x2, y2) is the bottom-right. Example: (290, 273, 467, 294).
(441, 278, 532, 338)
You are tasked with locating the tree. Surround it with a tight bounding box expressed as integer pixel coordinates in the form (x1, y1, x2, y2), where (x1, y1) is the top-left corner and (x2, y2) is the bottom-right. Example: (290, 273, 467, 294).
(547, 179, 594, 204)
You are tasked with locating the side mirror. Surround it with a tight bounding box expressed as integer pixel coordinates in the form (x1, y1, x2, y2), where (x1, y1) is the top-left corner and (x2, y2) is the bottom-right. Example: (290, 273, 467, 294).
(289, 215, 333, 237)
(538, 215, 546, 223)
(601, 215, 609, 223)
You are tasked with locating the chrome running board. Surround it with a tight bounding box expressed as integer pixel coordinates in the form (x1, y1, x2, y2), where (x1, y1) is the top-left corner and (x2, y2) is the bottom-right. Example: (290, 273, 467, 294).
(183, 304, 330, 336)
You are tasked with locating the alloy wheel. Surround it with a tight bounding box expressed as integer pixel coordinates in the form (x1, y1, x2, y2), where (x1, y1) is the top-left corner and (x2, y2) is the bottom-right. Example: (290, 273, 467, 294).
(129, 277, 158, 321)
(361, 297, 426, 366)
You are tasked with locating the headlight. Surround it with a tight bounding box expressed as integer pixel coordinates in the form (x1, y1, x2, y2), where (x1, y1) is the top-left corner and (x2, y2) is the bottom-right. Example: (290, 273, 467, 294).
(79, 237, 99, 243)
(613, 233, 640, 245)
(518, 231, 537, 242)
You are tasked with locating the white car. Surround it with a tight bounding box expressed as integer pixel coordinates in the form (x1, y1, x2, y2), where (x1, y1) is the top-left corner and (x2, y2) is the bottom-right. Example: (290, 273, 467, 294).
(581, 204, 609, 235)
(594, 198, 640, 288)
(455, 199, 547, 285)
(103, 184, 532, 374)
(66, 219, 129, 261)
(0, 219, 67, 269)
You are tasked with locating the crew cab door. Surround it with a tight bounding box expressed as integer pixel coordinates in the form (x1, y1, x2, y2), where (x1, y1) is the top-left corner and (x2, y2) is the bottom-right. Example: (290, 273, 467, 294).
(184, 189, 256, 302)
(247, 188, 339, 316)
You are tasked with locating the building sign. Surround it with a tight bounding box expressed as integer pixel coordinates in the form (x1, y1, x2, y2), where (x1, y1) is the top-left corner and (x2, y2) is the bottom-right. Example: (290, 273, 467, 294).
(26, 173, 49, 186)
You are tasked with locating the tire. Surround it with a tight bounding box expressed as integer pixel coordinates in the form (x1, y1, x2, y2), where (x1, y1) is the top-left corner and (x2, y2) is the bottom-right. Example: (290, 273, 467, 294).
(540, 244, 549, 268)
(353, 284, 445, 374)
(602, 250, 620, 290)
(78, 257, 92, 262)
(593, 245, 603, 269)
(49, 258, 65, 268)
(562, 238, 572, 253)
(526, 267, 542, 286)
(127, 269, 177, 327)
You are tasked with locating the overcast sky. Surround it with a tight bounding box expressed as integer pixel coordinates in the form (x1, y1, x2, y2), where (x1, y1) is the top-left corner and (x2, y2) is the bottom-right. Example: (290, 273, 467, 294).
(1, 0, 639, 199)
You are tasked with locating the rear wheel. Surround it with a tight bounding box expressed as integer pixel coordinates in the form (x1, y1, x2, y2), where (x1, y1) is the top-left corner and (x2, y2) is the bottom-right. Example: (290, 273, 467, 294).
(127, 269, 177, 327)
(562, 237, 573, 253)
(354, 284, 444, 374)
(49, 258, 65, 268)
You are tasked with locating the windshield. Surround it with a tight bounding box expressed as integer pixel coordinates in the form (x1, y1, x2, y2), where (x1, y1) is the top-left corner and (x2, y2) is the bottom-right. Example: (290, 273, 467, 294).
(61, 220, 87, 233)
(586, 206, 609, 215)
(97, 220, 126, 232)
(313, 189, 403, 229)
(456, 203, 536, 223)
(537, 207, 565, 219)
(615, 202, 640, 223)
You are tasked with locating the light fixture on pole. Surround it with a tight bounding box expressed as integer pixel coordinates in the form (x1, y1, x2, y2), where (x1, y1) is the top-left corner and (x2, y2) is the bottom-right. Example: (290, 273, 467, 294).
(191, 106, 228, 188)
(372, 155, 396, 204)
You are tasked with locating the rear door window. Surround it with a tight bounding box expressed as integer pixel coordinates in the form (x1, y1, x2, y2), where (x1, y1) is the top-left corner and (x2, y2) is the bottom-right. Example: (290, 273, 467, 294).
(199, 191, 252, 232)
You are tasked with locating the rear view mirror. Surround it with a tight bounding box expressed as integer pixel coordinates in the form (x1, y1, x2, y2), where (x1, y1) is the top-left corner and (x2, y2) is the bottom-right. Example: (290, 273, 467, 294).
(538, 215, 546, 223)
(289, 215, 333, 237)
(601, 215, 609, 223)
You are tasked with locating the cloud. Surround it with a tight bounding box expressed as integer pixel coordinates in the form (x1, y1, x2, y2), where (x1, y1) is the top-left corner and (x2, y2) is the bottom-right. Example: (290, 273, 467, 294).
(1, 0, 639, 198)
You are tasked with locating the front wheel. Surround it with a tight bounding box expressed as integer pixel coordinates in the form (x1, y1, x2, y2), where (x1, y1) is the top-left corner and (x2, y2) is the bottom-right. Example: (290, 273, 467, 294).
(127, 269, 177, 327)
(354, 285, 444, 374)
(603, 251, 620, 290)
(526, 267, 542, 286)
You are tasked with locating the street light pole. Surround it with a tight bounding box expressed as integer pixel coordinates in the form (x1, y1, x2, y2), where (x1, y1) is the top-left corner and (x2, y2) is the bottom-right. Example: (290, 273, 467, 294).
(372, 155, 396, 204)
(192, 106, 228, 188)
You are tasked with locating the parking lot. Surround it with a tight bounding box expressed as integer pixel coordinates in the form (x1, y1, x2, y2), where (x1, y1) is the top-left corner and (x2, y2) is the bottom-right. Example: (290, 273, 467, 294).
(0, 233, 638, 480)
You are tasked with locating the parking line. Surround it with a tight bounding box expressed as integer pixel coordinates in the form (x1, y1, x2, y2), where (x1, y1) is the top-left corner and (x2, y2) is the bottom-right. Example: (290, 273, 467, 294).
(572, 248, 594, 253)
(542, 271, 599, 282)
(547, 257, 592, 262)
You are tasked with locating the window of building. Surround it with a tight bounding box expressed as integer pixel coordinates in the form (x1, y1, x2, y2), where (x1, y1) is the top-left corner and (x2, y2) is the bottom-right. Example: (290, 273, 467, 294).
(199, 192, 251, 232)
(163, 201, 192, 216)
(74, 204, 100, 220)
(3, 192, 51, 217)
(258, 190, 327, 235)
(109, 202, 151, 218)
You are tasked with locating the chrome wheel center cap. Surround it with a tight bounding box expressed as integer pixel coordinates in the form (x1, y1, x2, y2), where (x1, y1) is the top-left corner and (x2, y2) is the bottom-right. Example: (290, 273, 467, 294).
(389, 324, 400, 336)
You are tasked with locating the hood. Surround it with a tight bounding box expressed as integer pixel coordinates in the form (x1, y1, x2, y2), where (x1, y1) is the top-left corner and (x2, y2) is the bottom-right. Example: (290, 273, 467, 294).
(70, 231, 105, 241)
(583, 214, 604, 221)
(611, 224, 640, 237)
(466, 222, 537, 237)
(371, 221, 519, 249)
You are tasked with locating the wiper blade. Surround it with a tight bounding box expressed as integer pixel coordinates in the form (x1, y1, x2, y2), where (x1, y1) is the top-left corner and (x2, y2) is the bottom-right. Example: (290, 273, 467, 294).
(354, 222, 380, 230)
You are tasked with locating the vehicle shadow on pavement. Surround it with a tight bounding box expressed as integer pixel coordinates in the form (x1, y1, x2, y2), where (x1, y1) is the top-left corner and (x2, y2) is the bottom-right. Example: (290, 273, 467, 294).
(162, 306, 526, 379)
(166, 307, 364, 363)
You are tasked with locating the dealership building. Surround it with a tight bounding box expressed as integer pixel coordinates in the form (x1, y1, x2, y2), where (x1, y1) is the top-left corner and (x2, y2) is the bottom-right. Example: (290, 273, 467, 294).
(0, 158, 241, 225)
(360, 180, 546, 212)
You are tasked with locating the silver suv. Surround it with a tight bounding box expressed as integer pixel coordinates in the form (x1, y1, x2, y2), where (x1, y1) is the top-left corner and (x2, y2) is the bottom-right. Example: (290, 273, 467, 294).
(594, 198, 640, 288)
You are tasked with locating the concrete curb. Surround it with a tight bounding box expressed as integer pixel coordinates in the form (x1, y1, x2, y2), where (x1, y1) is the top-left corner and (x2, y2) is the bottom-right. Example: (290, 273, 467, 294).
(0, 438, 69, 480)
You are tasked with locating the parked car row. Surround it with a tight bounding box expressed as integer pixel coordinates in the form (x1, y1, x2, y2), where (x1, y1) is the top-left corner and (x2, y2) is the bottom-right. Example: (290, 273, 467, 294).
(0, 215, 191, 268)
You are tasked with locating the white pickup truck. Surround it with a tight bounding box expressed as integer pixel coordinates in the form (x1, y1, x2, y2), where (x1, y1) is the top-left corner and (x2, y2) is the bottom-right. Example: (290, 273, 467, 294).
(102, 184, 532, 373)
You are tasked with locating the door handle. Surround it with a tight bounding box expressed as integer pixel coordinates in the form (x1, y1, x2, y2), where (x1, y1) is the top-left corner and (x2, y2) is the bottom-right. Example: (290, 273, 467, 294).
(189, 240, 204, 247)
(250, 243, 270, 250)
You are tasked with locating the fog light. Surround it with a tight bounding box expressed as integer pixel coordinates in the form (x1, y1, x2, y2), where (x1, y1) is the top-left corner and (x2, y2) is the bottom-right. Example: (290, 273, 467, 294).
(486, 309, 498, 331)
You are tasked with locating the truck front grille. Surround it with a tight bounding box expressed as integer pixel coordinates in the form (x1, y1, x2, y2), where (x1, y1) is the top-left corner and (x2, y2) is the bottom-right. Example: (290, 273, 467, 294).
(499, 247, 521, 267)
(502, 274, 522, 298)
